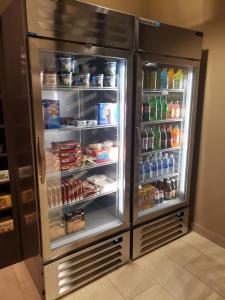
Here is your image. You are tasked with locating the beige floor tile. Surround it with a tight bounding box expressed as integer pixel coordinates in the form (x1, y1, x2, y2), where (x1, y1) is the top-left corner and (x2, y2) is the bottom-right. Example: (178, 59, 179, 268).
(61, 277, 125, 300)
(107, 262, 155, 299)
(182, 232, 225, 266)
(131, 283, 174, 300)
(136, 250, 212, 300)
(12, 262, 32, 284)
(0, 266, 25, 300)
(20, 280, 41, 300)
(160, 238, 202, 266)
(185, 254, 225, 297)
(205, 292, 225, 300)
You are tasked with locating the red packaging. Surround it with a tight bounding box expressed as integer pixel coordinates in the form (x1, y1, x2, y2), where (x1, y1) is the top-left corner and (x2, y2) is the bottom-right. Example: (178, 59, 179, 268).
(52, 140, 78, 151)
(60, 156, 77, 164)
(61, 162, 76, 171)
(59, 149, 77, 157)
(86, 148, 110, 163)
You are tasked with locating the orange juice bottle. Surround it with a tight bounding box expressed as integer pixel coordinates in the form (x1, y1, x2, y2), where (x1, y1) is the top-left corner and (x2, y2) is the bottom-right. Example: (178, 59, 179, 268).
(172, 125, 180, 148)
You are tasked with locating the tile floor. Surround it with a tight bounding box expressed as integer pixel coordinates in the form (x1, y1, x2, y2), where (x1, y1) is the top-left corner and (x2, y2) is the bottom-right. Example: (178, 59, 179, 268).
(0, 231, 225, 300)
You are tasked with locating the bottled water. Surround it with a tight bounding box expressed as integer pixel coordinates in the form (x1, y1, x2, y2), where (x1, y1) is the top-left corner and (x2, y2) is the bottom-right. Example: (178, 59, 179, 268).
(169, 154, 175, 174)
(162, 153, 169, 175)
(151, 155, 158, 179)
(144, 156, 151, 179)
(139, 158, 145, 183)
(157, 152, 163, 177)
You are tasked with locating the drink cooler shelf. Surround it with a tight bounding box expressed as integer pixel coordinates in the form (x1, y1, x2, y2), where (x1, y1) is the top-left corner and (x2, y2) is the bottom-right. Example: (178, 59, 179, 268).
(140, 173, 178, 186)
(47, 161, 117, 177)
(51, 202, 122, 250)
(142, 147, 180, 156)
(42, 86, 118, 92)
(143, 89, 184, 93)
(44, 124, 118, 133)
(141, 118, 182, 125)
(48, 189, 117, 212)
(138, 197, 184, 218)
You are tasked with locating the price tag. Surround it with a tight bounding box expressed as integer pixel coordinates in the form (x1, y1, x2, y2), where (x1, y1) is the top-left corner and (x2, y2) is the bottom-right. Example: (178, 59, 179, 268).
(162, 90, 169, 96)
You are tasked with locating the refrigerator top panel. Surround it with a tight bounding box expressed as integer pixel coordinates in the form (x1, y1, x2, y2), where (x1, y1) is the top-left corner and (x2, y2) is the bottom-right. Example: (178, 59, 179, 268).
(25, 0, 135, 50)
(136, 18, 203, 60)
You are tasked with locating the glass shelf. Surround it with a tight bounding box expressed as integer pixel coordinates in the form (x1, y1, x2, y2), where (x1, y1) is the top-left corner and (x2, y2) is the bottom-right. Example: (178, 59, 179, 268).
(141, 147, 180, 156)
(0, 181, 10, 185)
(47, 161, 117, 177)
(42, 86, 118, 92)
(143, 89, 184, 93)
(49, 189, 117, 211)
(44, 124, 118, 133)
(140, 173, 178, 186)
(138, 197, 184, 218)
(141, 118, 182, 125)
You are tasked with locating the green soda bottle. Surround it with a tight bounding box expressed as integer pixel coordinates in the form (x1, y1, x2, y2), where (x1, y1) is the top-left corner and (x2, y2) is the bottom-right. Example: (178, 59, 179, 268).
(161, 96, 168, 120)
(156, 96, 162, 120)
(154, 126, 161, 150)
(150, 96, 157, 121)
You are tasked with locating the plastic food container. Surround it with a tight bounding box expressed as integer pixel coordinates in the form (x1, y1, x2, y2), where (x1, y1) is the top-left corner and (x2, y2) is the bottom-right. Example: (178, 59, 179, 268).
(58, 56, 72, 72)
(79, 73, 90, 87)
(44, 71, 57, 87)
(59, 73, 72, 87)
(88, 143, 102, 150)
(104, 62, 117, 76)
(104, 75, 116, 87)
(91, 74, 104, 87)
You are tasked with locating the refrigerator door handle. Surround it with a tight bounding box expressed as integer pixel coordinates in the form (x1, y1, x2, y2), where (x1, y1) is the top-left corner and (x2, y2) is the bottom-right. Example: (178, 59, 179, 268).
(38, 136, 46, 184)
(136, 126, 141, 161)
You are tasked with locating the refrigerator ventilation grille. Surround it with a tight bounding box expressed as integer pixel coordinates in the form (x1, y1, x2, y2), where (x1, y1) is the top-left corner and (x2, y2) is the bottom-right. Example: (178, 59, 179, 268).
(132, 208, 188, 259)
(54, 232, 129, 296)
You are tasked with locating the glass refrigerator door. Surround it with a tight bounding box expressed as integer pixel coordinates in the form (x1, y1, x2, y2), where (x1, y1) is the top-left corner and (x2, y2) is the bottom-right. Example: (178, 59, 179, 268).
(39, 49, 126, 250)
(137, 60, 194, 220)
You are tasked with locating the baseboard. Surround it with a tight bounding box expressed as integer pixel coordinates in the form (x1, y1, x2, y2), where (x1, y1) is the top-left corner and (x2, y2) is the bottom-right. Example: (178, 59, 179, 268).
(191, 222, 225, 248)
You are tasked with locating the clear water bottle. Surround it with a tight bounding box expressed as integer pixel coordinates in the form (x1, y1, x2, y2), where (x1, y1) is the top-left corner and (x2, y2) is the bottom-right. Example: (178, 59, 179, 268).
(169, 154, 176, 174)
(157, 152, 163, 177)
(139, 158, 145, 183)
(144, 156, 151, 179)
(151, 155, 158, 179)
(162, 153, 169, 175)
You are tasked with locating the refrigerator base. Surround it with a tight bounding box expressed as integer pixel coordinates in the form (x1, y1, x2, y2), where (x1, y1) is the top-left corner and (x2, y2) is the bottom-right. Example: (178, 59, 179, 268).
(43, 230, 130, 300)
(132, 208, 189, 260)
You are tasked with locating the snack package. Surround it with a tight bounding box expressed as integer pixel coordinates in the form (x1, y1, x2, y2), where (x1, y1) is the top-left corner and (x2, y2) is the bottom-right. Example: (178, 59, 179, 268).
(0, 194, 12, 210)
(0, 217, 14, 233)
(86, 148, 110, 163)
(42, 99, 60, 129)
(0, 170, 9, 182)
(97, 103, 118, 125)
(65, 210, 85, 234)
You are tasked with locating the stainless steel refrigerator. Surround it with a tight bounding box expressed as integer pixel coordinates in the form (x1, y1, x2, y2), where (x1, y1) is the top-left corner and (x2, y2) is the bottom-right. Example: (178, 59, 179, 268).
(1, 1, 134, 299)
(131, 18, 203, 259)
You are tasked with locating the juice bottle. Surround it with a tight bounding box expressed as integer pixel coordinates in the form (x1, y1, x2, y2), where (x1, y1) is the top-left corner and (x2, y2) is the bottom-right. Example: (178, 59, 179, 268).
(174, 69, 184, 90)
(167, 100, 175, 119)
(172, 125, 180, 148)
(160, 68, 168, 90)
(150, 97, 157, 121)
(166, 125, 172, 148)
(175, 101, 181, 118)
(161, 96, 168, 120)
(142, 97, 150, 121)
(167, 68, 175, 89)
(156, 96, 162, 120)
(154, 127, 161, 150)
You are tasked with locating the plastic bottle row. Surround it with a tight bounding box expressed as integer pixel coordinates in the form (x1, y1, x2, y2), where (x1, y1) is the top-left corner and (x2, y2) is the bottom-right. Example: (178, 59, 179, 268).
(139, 152, 177, 183)
(142, 96, 184, 122)
(141, 125, 181, 152)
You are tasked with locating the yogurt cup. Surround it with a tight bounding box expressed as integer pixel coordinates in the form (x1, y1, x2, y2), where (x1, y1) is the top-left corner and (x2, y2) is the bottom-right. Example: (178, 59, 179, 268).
(79, 73, 90, 87)
(104, 62, 117, 76)
(104, 75, 116, 87)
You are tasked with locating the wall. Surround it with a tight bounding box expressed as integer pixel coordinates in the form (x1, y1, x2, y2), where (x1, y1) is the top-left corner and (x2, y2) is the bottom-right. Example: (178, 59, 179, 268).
(145, 0, 225, 247)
